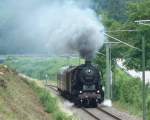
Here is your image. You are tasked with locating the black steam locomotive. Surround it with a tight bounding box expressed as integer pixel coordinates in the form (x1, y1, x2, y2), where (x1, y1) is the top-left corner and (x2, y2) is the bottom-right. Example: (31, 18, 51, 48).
(57, 60, 104, 107)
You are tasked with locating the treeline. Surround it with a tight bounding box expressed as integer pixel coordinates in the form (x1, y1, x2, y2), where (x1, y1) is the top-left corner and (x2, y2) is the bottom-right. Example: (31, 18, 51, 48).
(5, 56, 84, 80)
(94, 0, 150, 119)
(95, 0, 150, 70)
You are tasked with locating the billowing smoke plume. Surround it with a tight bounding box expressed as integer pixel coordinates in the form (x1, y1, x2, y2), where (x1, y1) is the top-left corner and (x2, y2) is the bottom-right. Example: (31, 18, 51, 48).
(0, 0, 105, 60)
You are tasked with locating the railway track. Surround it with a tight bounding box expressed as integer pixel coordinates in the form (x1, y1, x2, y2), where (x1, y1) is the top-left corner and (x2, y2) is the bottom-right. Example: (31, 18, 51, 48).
(82, 107, 123, 120)
(97, 107, 122, 120)
(47, 84, 123, 120)
(47, 84, 57, 88)
(82, 108, 101, 120)
(46, 84, 58, 91)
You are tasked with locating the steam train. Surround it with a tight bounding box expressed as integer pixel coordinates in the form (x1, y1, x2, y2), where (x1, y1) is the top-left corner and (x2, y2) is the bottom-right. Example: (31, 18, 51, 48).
(57, 60, 104, 107)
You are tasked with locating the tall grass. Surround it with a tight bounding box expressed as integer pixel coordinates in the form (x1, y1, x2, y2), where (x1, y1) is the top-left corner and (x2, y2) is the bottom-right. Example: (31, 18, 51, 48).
(23, 79, 75, 120)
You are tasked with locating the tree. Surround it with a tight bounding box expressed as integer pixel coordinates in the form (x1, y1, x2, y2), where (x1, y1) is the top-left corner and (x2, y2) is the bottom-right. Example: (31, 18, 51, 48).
(121, 0, 150, 70)
(99, 0, 127, 22)
(97, 0, 150, 71)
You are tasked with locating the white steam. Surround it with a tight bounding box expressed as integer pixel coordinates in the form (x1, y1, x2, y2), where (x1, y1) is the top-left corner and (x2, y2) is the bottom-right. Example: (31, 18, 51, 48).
(0, 0, 105, 59)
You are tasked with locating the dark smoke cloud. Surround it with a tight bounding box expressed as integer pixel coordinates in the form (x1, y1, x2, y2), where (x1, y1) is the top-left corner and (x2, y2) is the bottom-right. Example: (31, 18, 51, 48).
(0, 0, 105, 59)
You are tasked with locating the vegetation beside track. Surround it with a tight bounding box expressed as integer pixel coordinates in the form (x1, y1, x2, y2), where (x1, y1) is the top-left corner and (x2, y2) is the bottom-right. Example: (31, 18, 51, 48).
(23, 78, 75, 120)
(0, 64, 76, 120)
(0, 64, 52, 120)
(112, 67, 142, 116)
(112, 67, 150, 119)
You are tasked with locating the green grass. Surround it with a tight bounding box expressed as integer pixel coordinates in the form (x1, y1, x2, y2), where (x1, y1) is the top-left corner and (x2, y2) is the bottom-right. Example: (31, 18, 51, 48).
(24, 79, 76, 120)
(28, 81, 57, 113)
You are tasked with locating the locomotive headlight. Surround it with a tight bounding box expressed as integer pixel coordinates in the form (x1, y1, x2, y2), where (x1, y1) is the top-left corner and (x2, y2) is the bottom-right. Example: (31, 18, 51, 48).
(97, 90, 100, 93)
(79, 91, 83, 94)
(88, 69, 91, 73)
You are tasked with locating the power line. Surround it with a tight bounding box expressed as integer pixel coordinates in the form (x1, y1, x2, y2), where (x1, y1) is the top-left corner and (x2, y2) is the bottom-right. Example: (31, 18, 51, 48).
(104, 42, 120, 44)
(135, 20, 150, 22)
(139, 23, 150, 27)
(104, 33, 142, 51)
(96, 51, 105, 56)
(106, 30, 138, 33)
(135, 20, 150, 26)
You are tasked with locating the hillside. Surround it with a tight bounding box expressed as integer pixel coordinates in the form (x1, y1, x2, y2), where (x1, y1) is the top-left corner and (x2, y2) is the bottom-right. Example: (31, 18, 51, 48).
(5, 56, 84, 80)
(0, 64, 52, 120)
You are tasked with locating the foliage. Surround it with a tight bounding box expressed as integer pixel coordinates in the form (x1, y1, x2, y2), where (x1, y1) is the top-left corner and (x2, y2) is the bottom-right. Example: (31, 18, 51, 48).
(95, 10, 132, 74)
(99, 0, 127, 21)
(122, 0, 150, 70)
(24, 79, 75, 120)
(97, 1, 150, 118)
(26, 80, 57, 113)
(112, 67, 150, 119)
(99, 0, 150, 70)
(113, 67, 143, 115)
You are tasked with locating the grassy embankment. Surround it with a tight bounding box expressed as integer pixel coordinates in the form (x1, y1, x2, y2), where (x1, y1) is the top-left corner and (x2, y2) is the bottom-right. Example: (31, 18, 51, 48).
(0, 64, 75, 120)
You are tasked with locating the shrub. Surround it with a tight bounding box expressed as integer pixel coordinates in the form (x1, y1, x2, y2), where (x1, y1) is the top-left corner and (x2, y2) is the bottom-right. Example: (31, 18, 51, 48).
(38, 90, 57, 113)
(113, 68, 143, 115)
(53, 111, 73, 120)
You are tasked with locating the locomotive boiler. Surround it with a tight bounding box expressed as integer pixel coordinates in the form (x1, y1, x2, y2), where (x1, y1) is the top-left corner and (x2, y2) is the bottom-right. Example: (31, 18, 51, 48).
(57, 60, 104, 107)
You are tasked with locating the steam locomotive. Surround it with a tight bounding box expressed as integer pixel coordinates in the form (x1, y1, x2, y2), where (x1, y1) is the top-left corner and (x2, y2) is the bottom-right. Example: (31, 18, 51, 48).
(57, 60, 104, 107)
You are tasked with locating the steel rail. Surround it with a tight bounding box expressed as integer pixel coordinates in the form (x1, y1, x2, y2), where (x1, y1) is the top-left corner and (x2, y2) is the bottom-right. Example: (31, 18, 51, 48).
(47, 84, 57, 88)
(47, 84, 123, 120)
(97, 107, 122, 120)
(46, 84, 58, 92)
(82, 108, 101, 120)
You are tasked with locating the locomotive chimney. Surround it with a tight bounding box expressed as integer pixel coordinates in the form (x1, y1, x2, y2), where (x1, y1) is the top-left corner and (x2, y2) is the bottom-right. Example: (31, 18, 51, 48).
(85, 60, 91, 65)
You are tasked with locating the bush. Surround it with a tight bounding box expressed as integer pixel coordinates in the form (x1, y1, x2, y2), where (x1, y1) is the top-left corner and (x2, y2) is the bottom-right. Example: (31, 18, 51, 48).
(113, 68, 143, 115)
(53, 111, 74, 120)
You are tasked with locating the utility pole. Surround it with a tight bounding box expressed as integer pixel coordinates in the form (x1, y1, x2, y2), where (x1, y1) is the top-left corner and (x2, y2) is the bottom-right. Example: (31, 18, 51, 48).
(109, 45, 113, 100)
(78, 57, 80, 65)
(67, 56, 70, 66)
(105, 43, 112, 105)
(142, 37, 146, 120)
(45, 74, 48, 86)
